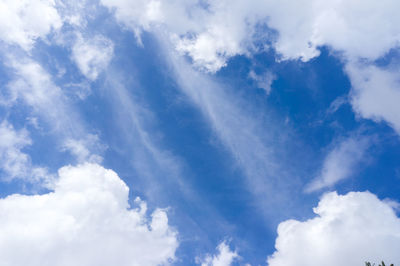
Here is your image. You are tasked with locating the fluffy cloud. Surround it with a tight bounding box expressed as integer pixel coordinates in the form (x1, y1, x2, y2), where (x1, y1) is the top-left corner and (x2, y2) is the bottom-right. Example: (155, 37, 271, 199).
(268, 191, 400, 266)
(0, 120, 50, 183)
(0, 0, 62, 50)
(100, 0, 266, 72)
(266, 0, 400, 62)
(346, 62, 400, 134)
(0, 163, 178, 266)
(101, 0, 400, 69)
(72, 34, 114, 80)
(172, 0, 257, 72)
(101, 0, 400, 134)
(263, 0, 400, 135)
(306, 135, 371, 192)
(198, 242, 238, 266)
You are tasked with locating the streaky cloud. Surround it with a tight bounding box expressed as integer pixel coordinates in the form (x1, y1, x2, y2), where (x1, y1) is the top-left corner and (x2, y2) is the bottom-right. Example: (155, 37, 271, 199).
(305, 134, 372, 192)
(158, 34, 301, 220)
(3, 56, 104, 164)
(0, 120, 52, 184)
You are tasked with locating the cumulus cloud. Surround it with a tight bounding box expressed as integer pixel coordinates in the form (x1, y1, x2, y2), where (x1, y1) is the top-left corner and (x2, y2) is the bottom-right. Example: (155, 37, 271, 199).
(100, 0, 400, 69)
(0, 120, 51, 184)
(262, 0, 400, 135)
(268, 191, 400, 266)
(72, 34, 114, 80)
(265, 0, 400, 62)
(0, 163, 178, 266)
(198, 242, 238, 266)
(0, 0, 62, 50)
(101, 0, 400, 134)
(346, 62, 400, 134)
(306, 135, 371, 192)
(100, 0, 267, 72)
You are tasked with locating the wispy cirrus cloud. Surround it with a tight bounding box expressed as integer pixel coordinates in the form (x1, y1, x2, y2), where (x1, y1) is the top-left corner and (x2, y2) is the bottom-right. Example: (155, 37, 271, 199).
(100, 1, 305, 220)
(3, 56, 104, 163)
(0, 120, 51, 184)
(158, 39, 301, 219)
(306, 134, 372, 192)
(103, 72, 185, 194)
(0, 0, 111, 168)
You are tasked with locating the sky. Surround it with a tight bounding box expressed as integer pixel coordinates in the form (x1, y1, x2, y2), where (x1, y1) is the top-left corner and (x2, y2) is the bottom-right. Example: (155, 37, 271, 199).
(0, 0, 400, 265)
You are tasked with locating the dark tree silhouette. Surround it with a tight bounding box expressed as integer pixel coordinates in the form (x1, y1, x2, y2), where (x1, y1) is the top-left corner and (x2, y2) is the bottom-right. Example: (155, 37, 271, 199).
(365, 261, 394, 266)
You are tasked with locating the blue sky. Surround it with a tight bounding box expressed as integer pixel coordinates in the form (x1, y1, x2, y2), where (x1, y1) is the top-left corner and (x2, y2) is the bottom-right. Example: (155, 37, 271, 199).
(1, 1, 400, 265)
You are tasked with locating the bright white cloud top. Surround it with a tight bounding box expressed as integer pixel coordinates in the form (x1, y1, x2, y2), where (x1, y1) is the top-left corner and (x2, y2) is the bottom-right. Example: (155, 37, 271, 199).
(268, 191, 400, 266)
(198, 241, 238, 266)
(0, 164, 178, 266)
(0, 0, 62, 50)
(102, 0, 400, 135)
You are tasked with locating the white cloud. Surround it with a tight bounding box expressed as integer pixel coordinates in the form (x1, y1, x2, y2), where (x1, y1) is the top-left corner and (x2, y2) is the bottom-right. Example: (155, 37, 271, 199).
(72, 34, 114, 80)
(5, 58, 72, 126)
(104, 71, 193, 203)
(198, 242, 238, 266)
(306, 135, 371, 192)
(261, 0, 400, 135)
(100, 0, 164, 41)
(268, 191, 400, 266)
(0, 120, 31, 179)
(266, 0, 400, 62)
(100, 0, 267, 72)
(249, 70, 276, 95)
(103, 57, 230, 247)
(162, 44, 294, 215)
(0, 120, 51, 184)
(4, 57, 104, 162)
(101, 3, 303, 219)
(0, 163, 178, 266)
(326, 95, 348, 115)
(346, 62, 400, 134)
(0, 0, 62, 50)
(101, 0, 400, 134)
(62, 135, 105, 164)
(100, 0, 400, 70)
